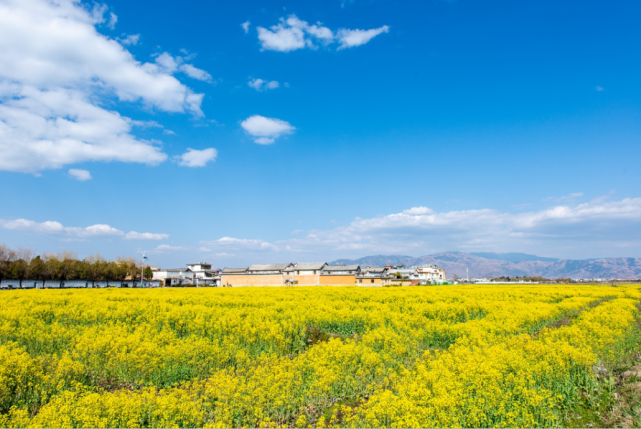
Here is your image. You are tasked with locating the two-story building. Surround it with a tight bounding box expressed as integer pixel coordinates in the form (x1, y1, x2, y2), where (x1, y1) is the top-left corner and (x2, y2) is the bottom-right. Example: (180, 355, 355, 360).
(186, 261, 220, 286)
(283, 262, 327, 285)
(410, 265, 447, 285)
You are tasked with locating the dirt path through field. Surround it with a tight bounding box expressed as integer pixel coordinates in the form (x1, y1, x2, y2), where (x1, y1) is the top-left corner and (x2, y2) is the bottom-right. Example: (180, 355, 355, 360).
(616, 362, 641, 428)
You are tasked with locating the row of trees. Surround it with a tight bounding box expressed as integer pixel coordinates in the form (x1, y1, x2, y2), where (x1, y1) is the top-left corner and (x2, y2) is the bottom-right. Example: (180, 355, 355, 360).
(0, 244, 152, 282)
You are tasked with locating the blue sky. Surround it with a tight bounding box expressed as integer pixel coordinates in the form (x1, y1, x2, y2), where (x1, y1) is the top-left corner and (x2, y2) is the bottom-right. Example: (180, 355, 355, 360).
(1, 0, 640, 267)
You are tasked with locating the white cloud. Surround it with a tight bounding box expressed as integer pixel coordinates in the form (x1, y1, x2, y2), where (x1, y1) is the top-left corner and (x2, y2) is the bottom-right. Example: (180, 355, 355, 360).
(0, 219, 65, 234)
(336, 25, 389, 49)
(175, 148, 217, 167)
(202, 237, 277, 252)
(240, 115, 295, 144)
(248, 78, 280, 91)
(402, 207, 434, 215)
(0, 0, 206, 173)
(66, 224, 123, 238)
(192, 197, 641, 262)
(68, 168, 92, 181)
(118, 34, 140, 46)
(241, 21, 251, 34)
(125, 231, 170, 240)
(0, 217, 168, 241)
(256, 14, 387, 52)
(595, 86, 605, 91)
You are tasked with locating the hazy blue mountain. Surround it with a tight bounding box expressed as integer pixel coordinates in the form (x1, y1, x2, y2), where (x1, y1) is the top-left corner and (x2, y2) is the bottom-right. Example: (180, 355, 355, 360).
(331, 252, 641, 279)
(470, 252, 559, 263)
(331, 255, 415, 267)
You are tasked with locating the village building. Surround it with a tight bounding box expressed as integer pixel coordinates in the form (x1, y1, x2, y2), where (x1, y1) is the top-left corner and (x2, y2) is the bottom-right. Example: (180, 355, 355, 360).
(356, 266, 387, 285)
(410, 265, 447, 285)
(183, 260, 447, 288)
(152, 267, 195, 286)
(385, 268, 416, 278)
(360, 266, 386, 276)
(186, 261, 220, 286)
(221, 263, 293, 286)
(284, 262, 327, 285)
(220, 262, 363, 286)
(320, 264, 361, 285)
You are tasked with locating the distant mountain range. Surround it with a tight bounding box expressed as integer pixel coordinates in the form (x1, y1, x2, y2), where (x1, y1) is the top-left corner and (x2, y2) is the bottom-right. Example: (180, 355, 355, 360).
(331, 252, 641, 279)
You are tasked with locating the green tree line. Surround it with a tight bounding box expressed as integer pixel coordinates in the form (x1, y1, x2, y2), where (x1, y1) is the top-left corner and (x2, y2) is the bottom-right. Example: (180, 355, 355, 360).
(0, 244, 151, 283)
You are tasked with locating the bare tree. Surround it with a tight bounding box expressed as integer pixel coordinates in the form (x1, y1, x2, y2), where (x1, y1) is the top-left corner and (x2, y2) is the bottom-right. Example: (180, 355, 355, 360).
(14, 247, 34, 263)
(0, 244, 16, 282)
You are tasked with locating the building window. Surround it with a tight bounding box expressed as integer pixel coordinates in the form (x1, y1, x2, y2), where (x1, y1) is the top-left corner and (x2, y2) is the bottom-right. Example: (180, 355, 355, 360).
(371, 279, 374, 283)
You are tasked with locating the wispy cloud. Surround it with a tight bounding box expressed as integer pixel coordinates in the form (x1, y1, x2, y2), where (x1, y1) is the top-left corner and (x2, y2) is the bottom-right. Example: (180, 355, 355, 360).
(544, 192, 583, 202)
(248, 78, 280, 91)
(118, 33, 140, 46)
(125, 231, 170, 240)
(154, 52, 212, 82)
(241, 21, 250, 34)
(256, 14, 388, 52)
(107, 12, 117, 30)
(0, 218, 168, 241)
(68, 169, 92, 181)
(336, 26, 389, 49)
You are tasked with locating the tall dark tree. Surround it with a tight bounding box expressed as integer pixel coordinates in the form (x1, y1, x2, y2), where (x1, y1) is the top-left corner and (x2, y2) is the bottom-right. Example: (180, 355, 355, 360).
(28, 256, 46, 280)
(58, 258, 78, 281)
(85, 254, 105, 286)
(8, 259, 28, 282)
(44, 255, 61, 282)
(75, 260, 90, 282)
(143, 266, 153, 280)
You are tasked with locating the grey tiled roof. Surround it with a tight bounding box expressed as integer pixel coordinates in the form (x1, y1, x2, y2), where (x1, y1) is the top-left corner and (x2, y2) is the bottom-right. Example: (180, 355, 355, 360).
(323, 264, 360, 272)
(248, 263, 293, 272)
(222, 267, 248, 274)
(357, 273, 390, 278)
(290, 262, 327, 270)
(386, 269, 416, 275)
(361, 267, 386, 273)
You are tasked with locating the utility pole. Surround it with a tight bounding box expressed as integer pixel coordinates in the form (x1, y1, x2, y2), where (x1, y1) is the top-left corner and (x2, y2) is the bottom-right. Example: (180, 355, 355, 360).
(141, 252, 148, 288)
(466, 268, 469, 282)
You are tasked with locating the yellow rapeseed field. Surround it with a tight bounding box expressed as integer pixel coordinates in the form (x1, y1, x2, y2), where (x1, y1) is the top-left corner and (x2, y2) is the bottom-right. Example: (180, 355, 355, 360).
(0, 285, 639, 428)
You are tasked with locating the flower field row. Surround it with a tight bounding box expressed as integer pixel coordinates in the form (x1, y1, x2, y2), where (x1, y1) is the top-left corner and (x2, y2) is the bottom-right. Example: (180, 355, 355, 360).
(0, 285, 639, 427)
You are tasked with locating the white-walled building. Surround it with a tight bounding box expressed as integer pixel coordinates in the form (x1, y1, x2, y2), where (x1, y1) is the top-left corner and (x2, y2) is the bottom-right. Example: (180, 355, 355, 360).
(152, 268, 194, 286)
(187, 262, 219, 280)
(410, 265, 447, 284)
